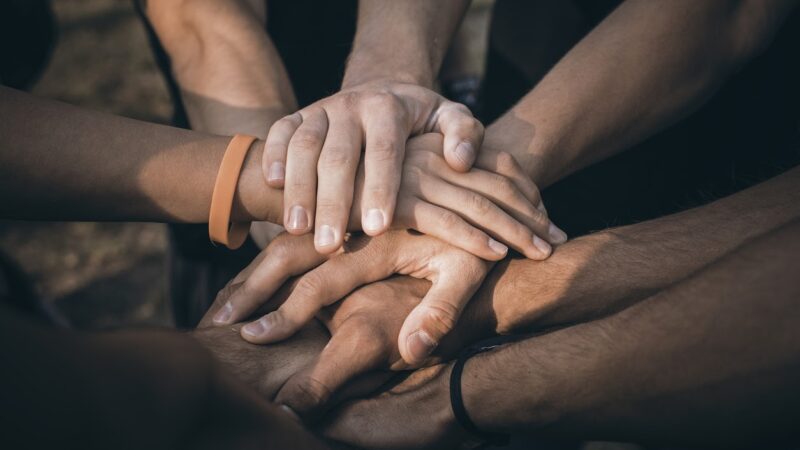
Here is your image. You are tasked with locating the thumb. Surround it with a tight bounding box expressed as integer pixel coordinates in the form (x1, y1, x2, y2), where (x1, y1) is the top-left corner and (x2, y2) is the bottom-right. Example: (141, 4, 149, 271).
(397, 275, 480, 366)
(275, 323, 386, 420)
(434, 102, 484, 172)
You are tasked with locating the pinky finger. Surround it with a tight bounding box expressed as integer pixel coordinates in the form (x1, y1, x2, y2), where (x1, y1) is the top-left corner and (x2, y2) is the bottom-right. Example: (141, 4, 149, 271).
(263, 112, 302, 188)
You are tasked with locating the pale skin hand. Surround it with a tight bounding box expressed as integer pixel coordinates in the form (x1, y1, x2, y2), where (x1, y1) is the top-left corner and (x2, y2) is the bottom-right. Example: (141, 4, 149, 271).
(261, 0, 528, 255)
(264, 81, 486, 251)
(353, 133, 564, 260)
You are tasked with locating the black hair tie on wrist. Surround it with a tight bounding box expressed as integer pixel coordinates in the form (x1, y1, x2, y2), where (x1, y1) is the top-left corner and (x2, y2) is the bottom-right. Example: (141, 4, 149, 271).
(450, 344, 510, 447)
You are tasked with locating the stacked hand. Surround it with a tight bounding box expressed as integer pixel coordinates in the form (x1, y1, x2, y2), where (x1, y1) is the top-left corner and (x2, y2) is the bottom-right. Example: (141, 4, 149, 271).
(214, 229, 489, 368)
(263, 87, 565, 258)
(211, 88, 567, 442)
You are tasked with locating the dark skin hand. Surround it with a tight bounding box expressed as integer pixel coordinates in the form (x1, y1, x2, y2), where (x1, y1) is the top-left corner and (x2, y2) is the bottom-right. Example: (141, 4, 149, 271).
(0, 303, 326, 450)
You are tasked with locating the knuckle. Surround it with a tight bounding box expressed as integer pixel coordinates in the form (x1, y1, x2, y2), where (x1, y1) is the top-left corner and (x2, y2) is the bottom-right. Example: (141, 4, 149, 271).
(368, 91, 399, 110)
(437, 211, 463, 230)
(337, 91, 361, 110)
(290, 129, 324, 151)
(494, 151, 519, 174)
(274, 114, 302, 131)
(216, 281, 238, 303)
(492, 175, 517, 199)
(318, 146, 356, 170)
(368, 137, 400, 162)
(467, 193, 493, 215)
(423, 303, 459, 335)
(288, 375, 332, 410)
(293, 271, 325, 300)
(268, 239, 293, 263)
(529, 209, 551, 230)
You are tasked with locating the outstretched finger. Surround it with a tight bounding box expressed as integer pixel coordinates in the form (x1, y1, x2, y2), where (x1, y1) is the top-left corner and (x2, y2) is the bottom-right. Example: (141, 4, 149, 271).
(239, 239, 396, 343)
(263, 112, 302, 188)
(213, 234, 324, 325)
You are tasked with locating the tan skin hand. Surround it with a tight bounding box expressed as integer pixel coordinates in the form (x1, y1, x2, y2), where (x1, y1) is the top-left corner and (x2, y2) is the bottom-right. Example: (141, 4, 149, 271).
(214, 230, 491, 367)
(274, 277, 429, 419)
(322, 361, 468, 450)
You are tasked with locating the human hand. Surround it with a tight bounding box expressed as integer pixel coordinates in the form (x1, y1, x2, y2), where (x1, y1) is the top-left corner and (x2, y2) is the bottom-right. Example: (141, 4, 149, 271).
(82, 329, 326, 450)
(268, 133, 564, 260)
(214, 230, 491, 366)
(272, 276, 426, 418)
(321, 362, 469, 450)
(261, 81, 486, 251)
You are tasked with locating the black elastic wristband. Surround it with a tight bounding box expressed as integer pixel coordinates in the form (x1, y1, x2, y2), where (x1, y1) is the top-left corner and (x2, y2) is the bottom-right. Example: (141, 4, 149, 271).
(449, 345, 510, 447)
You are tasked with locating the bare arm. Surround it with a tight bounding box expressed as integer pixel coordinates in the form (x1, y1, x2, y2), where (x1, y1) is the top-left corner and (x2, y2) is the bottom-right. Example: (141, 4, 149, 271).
(343, 0, 470, 88)
(145, 0, 296, 244)
(323, 173, 800, 448)
(0, 86, 281, 223)
(461, 218, 800, 447)
(459, 165, 800, 337)
(484, 0, 797, 186)
(145, 0, 296, 137)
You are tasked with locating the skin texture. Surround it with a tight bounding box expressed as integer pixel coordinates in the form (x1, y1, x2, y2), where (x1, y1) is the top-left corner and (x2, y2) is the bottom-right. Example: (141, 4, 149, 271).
(319, 178, 800, 450)
(209, 165, 800, 441)
(483, 0, 798, 187)
(145, 0, 294, 245)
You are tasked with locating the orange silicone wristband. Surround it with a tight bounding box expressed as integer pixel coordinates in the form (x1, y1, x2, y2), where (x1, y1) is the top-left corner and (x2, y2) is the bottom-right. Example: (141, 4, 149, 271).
(209, 134, 257, 249)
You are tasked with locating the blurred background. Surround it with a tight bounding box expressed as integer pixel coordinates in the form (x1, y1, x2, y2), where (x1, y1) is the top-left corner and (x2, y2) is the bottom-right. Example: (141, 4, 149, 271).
(0, 0, 493, 329)
(0, 0, 174, 328)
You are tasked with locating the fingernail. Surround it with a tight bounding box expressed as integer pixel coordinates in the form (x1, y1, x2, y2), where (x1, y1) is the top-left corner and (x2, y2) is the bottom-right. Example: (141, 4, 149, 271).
(363, 208, 385, 232)
(288, 205, 308, 231)
(316, 224, 336, 248)
(532, 235, 552, 257)
(213, 301, 233, 325)
(454, 142, 475, 167)
(242, 319, 267, 338)
(280, 404, 300, 421)
(407, 330, 438, 362)
(268, 161, 285, 182)
(488, 238, 508, 256)
(548, 223, 568, 244)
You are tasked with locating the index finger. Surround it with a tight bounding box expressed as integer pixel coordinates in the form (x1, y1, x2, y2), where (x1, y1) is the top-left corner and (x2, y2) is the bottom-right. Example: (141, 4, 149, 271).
(239, 238, 396, 344)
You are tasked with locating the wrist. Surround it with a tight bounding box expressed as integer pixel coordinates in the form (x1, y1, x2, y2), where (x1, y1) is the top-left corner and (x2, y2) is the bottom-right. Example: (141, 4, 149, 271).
(232, 138, 283, 225)
(461, 345, 561, 433)
(342, 49, 434, 89)
(484, 112, 567, 188)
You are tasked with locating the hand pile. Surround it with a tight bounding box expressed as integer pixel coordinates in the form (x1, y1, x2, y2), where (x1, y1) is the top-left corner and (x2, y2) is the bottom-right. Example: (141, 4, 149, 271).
(208, 85, 567, 448)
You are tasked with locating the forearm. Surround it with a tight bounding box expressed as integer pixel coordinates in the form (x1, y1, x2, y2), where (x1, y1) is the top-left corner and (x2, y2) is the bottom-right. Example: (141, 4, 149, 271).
(343, 0, 470, 88)
(461, 166, 800, 336)
(484, 0, 796, 186)
(464, 219, 800, 446)
(146, 0, 296, 137)
(0, 87, 282, 223)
